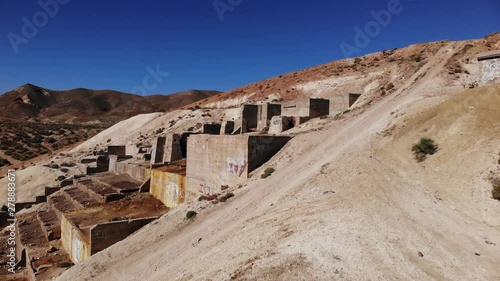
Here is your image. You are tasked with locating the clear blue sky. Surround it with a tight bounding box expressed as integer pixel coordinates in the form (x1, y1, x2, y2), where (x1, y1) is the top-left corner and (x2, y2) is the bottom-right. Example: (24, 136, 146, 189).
(0, 0, 498, 95)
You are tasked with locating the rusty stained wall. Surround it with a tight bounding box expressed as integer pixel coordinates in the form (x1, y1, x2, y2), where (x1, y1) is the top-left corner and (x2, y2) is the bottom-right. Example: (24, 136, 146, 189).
(61, 214, 91, 264)
(186, 135, 249, 200)
(150, 169, 186, 208)
(90, 218, 156, 255)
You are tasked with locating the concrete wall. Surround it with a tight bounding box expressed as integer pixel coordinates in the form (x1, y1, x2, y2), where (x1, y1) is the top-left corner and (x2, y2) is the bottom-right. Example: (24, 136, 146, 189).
(330, 93, 360, 114)
(257, 103, 282, 131)
(61, 214, 91, 264)
(186, 135, 291, 200)
(151, 137, 167, 164)
(242, 105, 259, 130)
(309, 99, 330, 118)
(202, 124, 222, 135)
(90, 218, 156, 255)
(269, 116, 294, 134)
(107, 146, 126, 156)
(114, 161, 150, 182)
(282, 99, 310, 117)
(150, 169, 186, 208)
(220, 121, 235, 135)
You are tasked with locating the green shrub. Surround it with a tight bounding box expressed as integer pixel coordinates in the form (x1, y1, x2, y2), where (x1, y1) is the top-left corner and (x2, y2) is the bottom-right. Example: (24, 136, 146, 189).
(261, 167, 276, 179)
(412, 138, 438, 162)
(186, 211, 197, 219)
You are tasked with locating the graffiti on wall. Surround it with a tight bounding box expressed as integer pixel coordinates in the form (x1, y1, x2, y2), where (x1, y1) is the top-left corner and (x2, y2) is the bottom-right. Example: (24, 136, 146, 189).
(482, 58, 500, 84)
(73, 237, 83, 263)
(167, 182, 184, 203)
(199, 183, 211, 195)
(226, 156, 247, 177)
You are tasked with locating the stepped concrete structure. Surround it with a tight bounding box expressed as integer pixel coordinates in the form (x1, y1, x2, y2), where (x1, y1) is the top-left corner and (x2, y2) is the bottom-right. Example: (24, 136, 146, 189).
(186, 135, 291, 200)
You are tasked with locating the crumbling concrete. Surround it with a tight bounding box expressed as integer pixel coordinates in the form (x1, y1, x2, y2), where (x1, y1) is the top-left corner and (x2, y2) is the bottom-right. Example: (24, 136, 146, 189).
(257, 103, 282, 131)
(269, 116, 294, 134)
(220, 120, 235, 135)
(477, 51, 500, 85)
(282, 98, 330, 119)
(330, 93, 361, 114)
(232, 119, 248, 134)
(60, 194, 167, 263)
(151, 134, 184, 164)
(186, 135, 291, 200)
(86, 155, 110, 175)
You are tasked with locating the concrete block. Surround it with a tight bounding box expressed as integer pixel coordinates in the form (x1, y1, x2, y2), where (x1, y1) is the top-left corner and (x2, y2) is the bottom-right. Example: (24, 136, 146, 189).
(330, 93, 361, 114)
(241, 104, 259, 131)
(186, 135, 291, 200)
(282, 98, 330, 118)
(220, 121, 235, 135)
(149, 162, 187, 208)
(151, 134, 183, 164)
(257, 103, 282, 131)
(269, 116, 294, 134)
(107, 146, 126, 156)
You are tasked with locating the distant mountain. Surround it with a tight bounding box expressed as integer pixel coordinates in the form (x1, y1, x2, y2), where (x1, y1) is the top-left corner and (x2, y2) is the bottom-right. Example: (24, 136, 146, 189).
(0, 84, 221, 124)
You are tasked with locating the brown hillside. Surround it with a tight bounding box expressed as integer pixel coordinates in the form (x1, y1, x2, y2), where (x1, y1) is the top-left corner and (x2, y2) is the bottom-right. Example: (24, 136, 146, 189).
(0, 84, 220, 124)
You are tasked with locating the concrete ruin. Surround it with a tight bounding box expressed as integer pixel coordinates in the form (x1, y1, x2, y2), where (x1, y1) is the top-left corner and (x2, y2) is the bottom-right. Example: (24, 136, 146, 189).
(282, 98, 330, 119)
(257, 103, 282, 131)
(202, 124, 222, 135)
(149, 160, 187, 208)
(330, 93, 361, 114)
(477, 50, 500, 85)
(220, 120, 235, 135)
(151, 134, 183, 164)
(186, 135, 291, 199)
(268, 116, 294, 134)
(241, 104, 259, 131)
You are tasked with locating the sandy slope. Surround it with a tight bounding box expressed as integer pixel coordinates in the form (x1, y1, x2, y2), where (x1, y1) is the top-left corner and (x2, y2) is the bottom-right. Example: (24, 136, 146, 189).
(56, 42, 500, 281)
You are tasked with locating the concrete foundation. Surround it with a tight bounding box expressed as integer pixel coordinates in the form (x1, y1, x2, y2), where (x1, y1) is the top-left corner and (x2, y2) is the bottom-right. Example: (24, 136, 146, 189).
(282, 98, 330, 118)
(257, 103, 282, 131)
(269, 116, 294, 134)
(186, 135, 291, 200)
(60, 195, 167, 263)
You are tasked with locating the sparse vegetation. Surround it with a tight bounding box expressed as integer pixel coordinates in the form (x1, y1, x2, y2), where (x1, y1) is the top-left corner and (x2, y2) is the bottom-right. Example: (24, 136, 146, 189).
(492, 179, 500, 201)
(261, 167, 276, 179)
(412, 138, 438, 162)
(0, 157, 11, 167)
(219, 193, 235, 203)
(58, 262, 74, 268)
(186, 211, 198, 219)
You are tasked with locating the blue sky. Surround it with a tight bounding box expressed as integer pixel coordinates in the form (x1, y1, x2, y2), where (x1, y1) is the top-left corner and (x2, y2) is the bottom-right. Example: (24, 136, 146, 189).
(0, 0, 498, 95)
